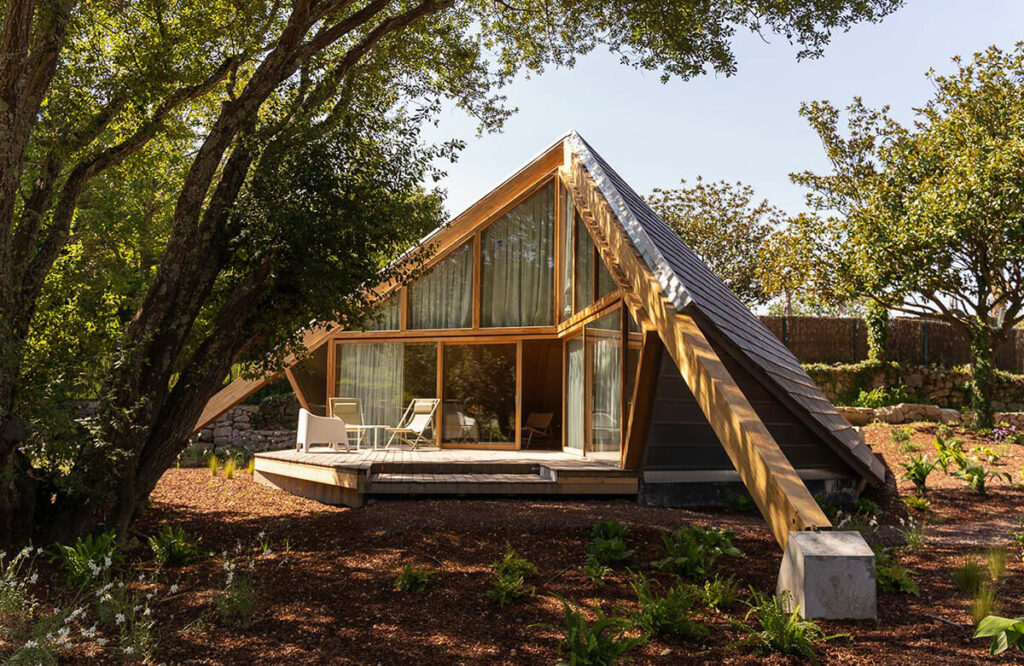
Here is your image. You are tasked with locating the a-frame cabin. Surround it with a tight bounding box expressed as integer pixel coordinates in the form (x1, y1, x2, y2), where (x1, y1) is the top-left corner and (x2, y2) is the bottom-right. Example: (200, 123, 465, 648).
(195, 132, 885, 550)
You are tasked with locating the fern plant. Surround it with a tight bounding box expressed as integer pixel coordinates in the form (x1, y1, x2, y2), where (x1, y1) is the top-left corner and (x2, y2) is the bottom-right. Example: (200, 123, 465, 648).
(738, 590, 843, 665)
(394, 565, 436, 592)
(148, 524, 204, 567)
(51, 530, 123, 588)
(586, 520, 633, 566)
(651, 525, 743, 581)
(874, 547, 919, 596)
(539, 596, 647, 666)
(628, 571, 707, 639)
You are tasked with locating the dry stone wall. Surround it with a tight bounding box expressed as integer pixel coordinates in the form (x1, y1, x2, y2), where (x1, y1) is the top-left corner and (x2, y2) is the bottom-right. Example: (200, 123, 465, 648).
(191, 395, 299, 457)
(836, 403, 1024, 428)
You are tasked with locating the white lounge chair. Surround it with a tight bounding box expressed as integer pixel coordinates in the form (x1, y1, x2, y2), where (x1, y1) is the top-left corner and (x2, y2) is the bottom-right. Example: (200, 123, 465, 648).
(296, 408, 350, 453)
(386, 398, 439, 450)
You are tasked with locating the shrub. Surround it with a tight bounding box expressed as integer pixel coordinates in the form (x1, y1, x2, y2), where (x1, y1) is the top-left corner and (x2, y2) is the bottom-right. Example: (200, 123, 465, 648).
(988, 547, 1007, 582)
(898, 440, 921, 453)
(587, 520, 633, 566)
(953, 555, 987, 595)
(584, 557, 611, 586)
(972, 585, 999, 626)
(903, 495, 931, 512)
(739, 589, 840, 664)
(700, 573, 741, 611)
(543, 596, 647, 665)
(973, 615, 1024, 655)
(956, 463, 1011, 496)
(52, 530, 122, 588)
(874, 548, 919, 596)
(394, 564, 436, 592)
(493, 542, 537, 579)
(901, 455, 936, 495)
(652, 525, 743, 581)
(216, 570, 256, 628)
(207, 454, 220, 477)
(628, 571, 707, 640)
(223, 456, 238, 479)
(149, 524, 204, 567)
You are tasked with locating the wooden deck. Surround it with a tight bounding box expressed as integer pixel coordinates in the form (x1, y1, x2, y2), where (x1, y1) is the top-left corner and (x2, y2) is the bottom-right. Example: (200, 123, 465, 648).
(253, 447, 638, 507)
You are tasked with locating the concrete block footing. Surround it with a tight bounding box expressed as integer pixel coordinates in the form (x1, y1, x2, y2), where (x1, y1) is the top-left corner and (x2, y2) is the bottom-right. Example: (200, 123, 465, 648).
(776, 531, 876, 620)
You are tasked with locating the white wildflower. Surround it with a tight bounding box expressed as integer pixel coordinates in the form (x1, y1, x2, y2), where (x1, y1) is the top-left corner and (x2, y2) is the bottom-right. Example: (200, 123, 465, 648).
(24, 640, 37, 649)
(18, 546, 32, 559)
(143, 607, 151, 616)
(138, 573, 145, 581)
(101, 593, 113, 602)
(169, 584, 179, 594)
(97, 638, 108, 646)
(114, 613, 125, 625)
(226, 571, 234, 586)
(104, 555, 112, 568)
(257, 530, 266, 540)
(28, 573, 38, 584)
(88, 559, 101, 576)
(124, 645, 134, 655)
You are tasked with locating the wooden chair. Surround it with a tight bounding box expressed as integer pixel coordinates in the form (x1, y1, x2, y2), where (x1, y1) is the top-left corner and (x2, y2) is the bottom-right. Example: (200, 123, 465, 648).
(296, 408, 350, 453)
(523, 412, 554, 447)
(386, 398, 439, 450)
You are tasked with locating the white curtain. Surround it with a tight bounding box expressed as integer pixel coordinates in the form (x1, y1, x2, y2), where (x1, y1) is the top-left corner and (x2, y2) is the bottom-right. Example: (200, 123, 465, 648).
(336, 343, 403, 426)
(561, 189, 574, 321)
(409, 243, 473, 329)
(591, 334, 621, 453)
(565, 338, 584, 452)
(362, 296, 399, 331)
(481, 181, 555, 327)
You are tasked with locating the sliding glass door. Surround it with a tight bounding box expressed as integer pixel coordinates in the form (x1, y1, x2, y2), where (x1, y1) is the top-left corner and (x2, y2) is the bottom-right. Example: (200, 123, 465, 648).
(564, 336, 585, 454)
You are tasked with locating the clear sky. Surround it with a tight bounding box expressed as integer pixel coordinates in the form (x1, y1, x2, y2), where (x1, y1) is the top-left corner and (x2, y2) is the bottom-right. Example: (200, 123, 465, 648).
(424, 0, 1024, 218)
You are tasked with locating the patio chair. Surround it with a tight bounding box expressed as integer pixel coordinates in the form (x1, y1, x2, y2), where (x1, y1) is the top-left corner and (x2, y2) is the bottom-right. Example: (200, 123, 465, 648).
(329, 398, 363, 450)
(386, 398, 439, 450)
(295, 408, 350, 453)
(522, 412, 554, 447)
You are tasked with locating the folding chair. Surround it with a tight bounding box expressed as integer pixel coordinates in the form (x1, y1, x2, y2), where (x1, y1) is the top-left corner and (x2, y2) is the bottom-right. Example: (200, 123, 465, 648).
(386, 398, 439, 450)
(329, 398, 363, 450)
(523, 412, 554, 447)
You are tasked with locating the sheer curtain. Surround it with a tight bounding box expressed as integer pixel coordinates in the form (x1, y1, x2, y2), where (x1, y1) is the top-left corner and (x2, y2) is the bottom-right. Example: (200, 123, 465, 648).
(408, 243, 473, 329)
(565, 338, 585, 452)
(336, 343, 403, 426)
(561, 188, 574, 321)
(590, 328, 621, 454)
(481, 181, 554, 327)
(362, 296, 399, 331)
(574, 217, 595, 313)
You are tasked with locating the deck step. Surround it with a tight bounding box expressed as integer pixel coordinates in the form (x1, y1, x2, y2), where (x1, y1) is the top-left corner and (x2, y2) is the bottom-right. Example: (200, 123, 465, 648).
(370, 472, 551, 485)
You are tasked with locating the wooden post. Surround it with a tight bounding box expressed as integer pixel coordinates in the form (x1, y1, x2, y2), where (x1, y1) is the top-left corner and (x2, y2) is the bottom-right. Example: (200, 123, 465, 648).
(621, 331, 662, 470)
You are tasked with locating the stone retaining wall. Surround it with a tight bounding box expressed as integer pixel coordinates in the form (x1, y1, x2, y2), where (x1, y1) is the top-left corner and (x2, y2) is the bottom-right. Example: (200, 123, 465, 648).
(191, 395, 299, 457)
(836, 403, 1024, 428)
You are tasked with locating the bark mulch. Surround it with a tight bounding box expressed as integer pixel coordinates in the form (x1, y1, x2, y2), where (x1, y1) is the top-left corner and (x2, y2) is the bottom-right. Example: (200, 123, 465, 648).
(30, 422, 1024, 663)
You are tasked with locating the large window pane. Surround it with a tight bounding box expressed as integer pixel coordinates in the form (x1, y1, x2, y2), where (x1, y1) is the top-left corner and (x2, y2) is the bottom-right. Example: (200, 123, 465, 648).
(335, 343, 403, 426)
(408, 243, 473, 329)
(597, 259, 617, 299)
(560, 187, 574, 321)
(442, 344, 517, 444)
(362, 295, 399, 331)
(565, 337, 584, 452)
(481, 181, 555, 327)
(574, 216, 595, 313)
(588, 310, 621, 456)
(403, 343, 438, 405)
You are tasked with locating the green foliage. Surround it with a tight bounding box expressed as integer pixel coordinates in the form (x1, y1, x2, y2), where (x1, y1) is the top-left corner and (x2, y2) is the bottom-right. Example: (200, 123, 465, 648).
(973, 615, 1024, 655)
(856, 497, 882, 516)
(223, 456, 238, 479)
(587, 520, 633, 566)
(394, 565, 436, 593)
(207, 454, 220, 477)
(148, 524, 204, 567)
(900, 455, 936, 495)
(722, 492, 757, 513)
(543, 596, 647, 666)
(215, 570, 256, 628)
(903, 495, 931, 512)
(0, 547, 41, 642)
(956, 463, 1011, 496)
(854, 385, 911, 409)
(651, 525, 743, 581)
(96, 581, 158, 659)
(953, 555, 987, 595)
(889, 427, 912, 444)
(937, 423, 954, 439)
(897, 515, 927, 553)
(493, 542, 537, 579)
(584, 558, 612, 586)
(934, 436, 967, 472)
(972, 586, 999, 626)
(699, 574, 741, 611)
(988, 548, 1007, 582)
(51, 530, 122, 588)
(486, 544, 536, 608)
(814, 495, 838, 520)
(865, 301, 889, 361)
(874, 547, 919, 596)
(739, 590, 839, 665)
(628, 571, 707, 639)
(247, 458, 256, 475)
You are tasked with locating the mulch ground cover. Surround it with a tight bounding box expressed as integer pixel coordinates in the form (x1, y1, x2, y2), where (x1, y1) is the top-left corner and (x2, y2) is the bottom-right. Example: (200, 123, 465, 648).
(13, 421, 1024, 664)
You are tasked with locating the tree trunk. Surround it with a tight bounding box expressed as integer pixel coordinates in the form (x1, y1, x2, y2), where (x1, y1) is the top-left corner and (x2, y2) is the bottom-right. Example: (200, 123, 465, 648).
(969, 320, 995, 429)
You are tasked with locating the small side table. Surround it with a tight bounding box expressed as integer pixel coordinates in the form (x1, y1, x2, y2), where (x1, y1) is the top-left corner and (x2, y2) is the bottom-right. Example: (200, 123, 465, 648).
(346, 425, 387, 450)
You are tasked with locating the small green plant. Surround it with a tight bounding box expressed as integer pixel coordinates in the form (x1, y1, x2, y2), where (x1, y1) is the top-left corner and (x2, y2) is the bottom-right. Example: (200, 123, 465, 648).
(541, 596, 648, 665)
(247, 457, 256, 475)
(890, 427, 912, 444)
(738, 589, 841, 665)
(216, 569, 256, 628)
(394, 564, 436, 592)
(971, 446, 1002, 464)
(933, 436, 967, 472)
(586, 520, 633, 566)
(953, 555, 987, 595)
(987, 547, 1007, 582)
(813, 495, 838, 520)
(956, 463, 1011, 496)
(584, 557, 612, 586)
(937, 423, 954, 439)
(223, 456, 238, 479)
(0, 547, 41, 642)
(628, 571, 707, 639)
(856, 497, 882, 516)
(901, 455, 936, 495)
(207, 454, 220, 477)
(652, 525, 743, 581)
(898, 439, 922, 453)
(897, 515, 927, 553)
(973, 615, 1024, 655)
(853, 385, 910, 408)
(874, 547, 919, 596)
(493, 542, 537, 579)
(972, 585, 1000, 626)
(903, 495, 931, 512)
(51, 530, 122, 587)
(96, 582, 158, 660)
(722, 492, 757, 513)
(149, 524, 204, 567)
(486, 543, 536, 608)
(699, 573, 740, 611)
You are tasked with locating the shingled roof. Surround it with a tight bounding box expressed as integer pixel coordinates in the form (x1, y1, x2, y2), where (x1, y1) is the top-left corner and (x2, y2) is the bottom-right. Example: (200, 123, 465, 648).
(565, 131, 886, 485)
